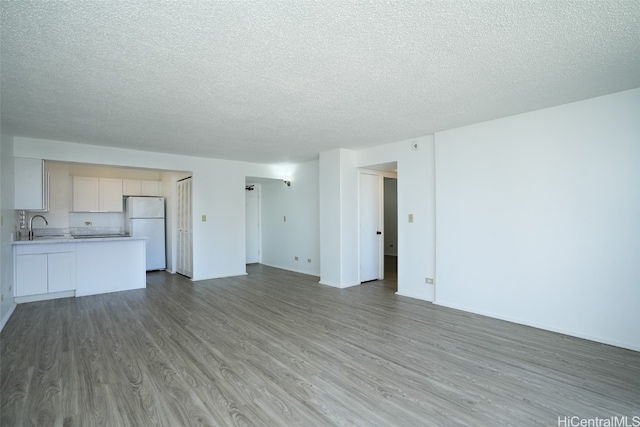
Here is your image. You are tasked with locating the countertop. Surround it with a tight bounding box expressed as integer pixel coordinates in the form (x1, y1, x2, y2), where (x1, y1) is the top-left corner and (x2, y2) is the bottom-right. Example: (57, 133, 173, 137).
(12, 235, 146, 245)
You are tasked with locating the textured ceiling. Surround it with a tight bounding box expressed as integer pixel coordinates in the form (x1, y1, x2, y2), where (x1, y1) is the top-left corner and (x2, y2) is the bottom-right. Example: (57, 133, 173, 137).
(2, 1, 639, 164)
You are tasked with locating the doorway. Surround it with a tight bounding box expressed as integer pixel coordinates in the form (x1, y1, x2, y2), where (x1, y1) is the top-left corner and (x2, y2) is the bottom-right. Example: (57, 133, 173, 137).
(245, 183, 261, 264)
(383, 177, 398, 283)
(358, 163, 398, 285)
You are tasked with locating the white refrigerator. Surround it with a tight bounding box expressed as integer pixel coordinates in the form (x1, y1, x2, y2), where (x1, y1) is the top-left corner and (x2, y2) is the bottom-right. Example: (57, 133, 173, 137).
(125, 197, 166, 271)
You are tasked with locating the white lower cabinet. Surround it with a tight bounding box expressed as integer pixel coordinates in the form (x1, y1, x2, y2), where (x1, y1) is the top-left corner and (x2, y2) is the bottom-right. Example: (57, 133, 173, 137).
(15, 244, 76, 299)
(14, 239, 145, 302)
(47, 252, 77, 292)
(15, 254, 48, 296)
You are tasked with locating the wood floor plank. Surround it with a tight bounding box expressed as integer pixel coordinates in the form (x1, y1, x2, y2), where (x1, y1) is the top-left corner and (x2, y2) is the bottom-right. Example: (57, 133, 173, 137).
(2, 265, 639, 426)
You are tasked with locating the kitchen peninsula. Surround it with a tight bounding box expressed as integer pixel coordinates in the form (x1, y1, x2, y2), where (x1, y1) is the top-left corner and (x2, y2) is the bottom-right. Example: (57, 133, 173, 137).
(13, 236, 146, 302)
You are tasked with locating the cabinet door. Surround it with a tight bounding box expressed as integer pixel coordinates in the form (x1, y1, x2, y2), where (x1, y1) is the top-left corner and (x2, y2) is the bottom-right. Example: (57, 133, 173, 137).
(16, 254, 48, 296)
(122, 179, 142, 196)
(73, 176, 100, 211)
(15, 158, 47, 210)
(99, 178, 124, 211)
(176, 178, 193, 278)
(141, 180, 161, 196)
(48, 252, 77, 292)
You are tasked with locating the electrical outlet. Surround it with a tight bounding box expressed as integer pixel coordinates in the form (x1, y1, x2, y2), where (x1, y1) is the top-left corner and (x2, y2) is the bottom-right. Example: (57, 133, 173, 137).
(284, 216, 287, 222)
(307, 258, 311, 263)
(294, 256, 298, 261)
(202, 215, 207, 222)
(408, 214, 414, 223)
(425, 278, 434, 284)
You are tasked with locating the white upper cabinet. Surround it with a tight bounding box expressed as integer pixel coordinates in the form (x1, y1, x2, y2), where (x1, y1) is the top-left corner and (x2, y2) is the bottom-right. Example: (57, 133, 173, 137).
(72, 176, 123, 212)
(123, 179, 162, 196)
(72, 176, 100, 211)
(141, 180, 161, 196)
(99, 178, 124, 211)
(14, 157, 49, 211)
(122, 179, 142, 196)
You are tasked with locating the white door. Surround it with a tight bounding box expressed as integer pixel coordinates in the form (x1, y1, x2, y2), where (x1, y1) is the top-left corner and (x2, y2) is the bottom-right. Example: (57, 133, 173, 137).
(245, 185, 261, 264)
(176, 177, 193, 278)
(359, 171, 383, 282)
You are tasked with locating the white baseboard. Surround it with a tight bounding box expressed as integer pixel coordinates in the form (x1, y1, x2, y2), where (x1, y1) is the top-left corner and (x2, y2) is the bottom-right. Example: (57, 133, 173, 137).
(0, 302, 17, 333)
(434, 300, 640, 352)
(395, 291, 434, 302)
(260, 262, 320, 278)
(319, 280, 360, 289)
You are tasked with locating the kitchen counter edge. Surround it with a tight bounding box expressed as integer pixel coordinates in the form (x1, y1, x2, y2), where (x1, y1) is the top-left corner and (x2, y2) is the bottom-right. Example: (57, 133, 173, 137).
(12, 236, 147, 245)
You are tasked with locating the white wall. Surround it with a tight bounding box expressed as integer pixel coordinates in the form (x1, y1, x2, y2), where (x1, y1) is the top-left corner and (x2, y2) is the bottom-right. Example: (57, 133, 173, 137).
(319, 139, 436, 295)
(319, 150, 342, 286)
(12, 137, 287, 281)
(319, 149, 359, 287)
(395, 137, 436, 301)
(434, 88, 640, 351)
(260, 160, 320, 276)
(355, 137, 436, 300)
(0, 134, 17, 331)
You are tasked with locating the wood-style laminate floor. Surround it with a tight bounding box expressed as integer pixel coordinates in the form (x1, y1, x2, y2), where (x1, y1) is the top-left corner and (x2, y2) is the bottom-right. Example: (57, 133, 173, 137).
(1, 264, 638, 426)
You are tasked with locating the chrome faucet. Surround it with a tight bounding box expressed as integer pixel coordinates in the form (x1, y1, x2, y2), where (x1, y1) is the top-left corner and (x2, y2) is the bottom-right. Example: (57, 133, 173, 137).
(28, 214, 48, 240)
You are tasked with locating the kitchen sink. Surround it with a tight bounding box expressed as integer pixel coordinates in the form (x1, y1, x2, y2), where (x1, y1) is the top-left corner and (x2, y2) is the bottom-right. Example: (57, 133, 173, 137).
(31, 235, 71, 241)
(72, 234, 128, 239)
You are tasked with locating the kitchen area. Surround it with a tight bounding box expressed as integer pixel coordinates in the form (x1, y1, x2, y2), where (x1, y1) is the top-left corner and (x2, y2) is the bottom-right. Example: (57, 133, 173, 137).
(12, 158, 191, 303)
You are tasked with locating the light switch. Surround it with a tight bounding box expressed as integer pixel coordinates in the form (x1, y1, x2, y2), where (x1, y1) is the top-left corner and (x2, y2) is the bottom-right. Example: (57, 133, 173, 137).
(202, 215, 207, 222)
(408, 214, 414, 223)
(284, 216, 287, 222)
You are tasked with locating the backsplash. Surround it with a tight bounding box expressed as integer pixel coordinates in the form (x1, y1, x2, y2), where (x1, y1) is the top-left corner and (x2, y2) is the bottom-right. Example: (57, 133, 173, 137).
(69, 226, 125, 236)
(68, 212, 124, 229)
(27, 212, 126, 237)
(68, 212, 125, 235)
